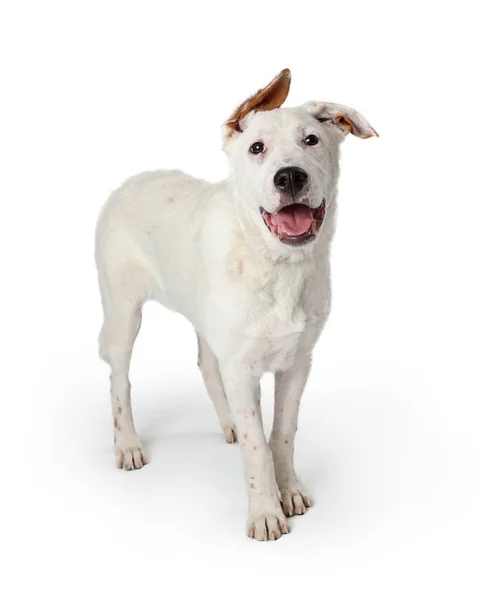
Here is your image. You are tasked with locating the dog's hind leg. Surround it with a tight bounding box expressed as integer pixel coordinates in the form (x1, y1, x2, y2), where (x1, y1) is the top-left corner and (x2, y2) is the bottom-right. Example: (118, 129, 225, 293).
(196, 334, 237, 443)
(98, 266, 148, 470)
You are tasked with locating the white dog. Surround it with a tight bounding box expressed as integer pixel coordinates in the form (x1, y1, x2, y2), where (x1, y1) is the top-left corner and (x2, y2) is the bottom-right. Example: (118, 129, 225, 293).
(95, 69, 377, 541)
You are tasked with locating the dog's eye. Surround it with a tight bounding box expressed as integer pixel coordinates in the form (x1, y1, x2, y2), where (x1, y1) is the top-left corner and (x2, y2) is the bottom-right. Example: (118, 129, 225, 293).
(250, 142, 265, 154)
(305, 135, 319, 146)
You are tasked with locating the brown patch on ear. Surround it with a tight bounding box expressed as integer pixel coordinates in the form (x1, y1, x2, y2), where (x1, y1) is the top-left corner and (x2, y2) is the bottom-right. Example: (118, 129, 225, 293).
(312, 102, 378, 140)
(335, 114, 378, 139)
(224, 68, 291, 135)
(335, 114, 354, 135)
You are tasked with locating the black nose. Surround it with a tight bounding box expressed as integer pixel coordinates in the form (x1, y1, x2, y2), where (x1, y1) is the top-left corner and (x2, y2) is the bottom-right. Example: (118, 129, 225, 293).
(274, 167, 308, 195)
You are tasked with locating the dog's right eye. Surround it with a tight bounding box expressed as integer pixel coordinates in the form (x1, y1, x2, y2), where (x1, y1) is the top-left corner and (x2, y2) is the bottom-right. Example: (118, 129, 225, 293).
(250, 142, 265, 154)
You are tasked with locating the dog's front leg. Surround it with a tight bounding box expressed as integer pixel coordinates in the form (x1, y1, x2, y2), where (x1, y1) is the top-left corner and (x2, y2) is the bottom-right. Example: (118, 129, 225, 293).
(270, 356, 313, 517)
(219, 362, 290, 541)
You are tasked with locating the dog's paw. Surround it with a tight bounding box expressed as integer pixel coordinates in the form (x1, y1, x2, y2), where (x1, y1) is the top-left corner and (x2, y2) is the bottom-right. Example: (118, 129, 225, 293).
(223, 424, 237, 444)
(280, 488, 312, 517)
(247, 511, 290, 541)
(246, 499, 290, 541)
(115, 436, 148, 470)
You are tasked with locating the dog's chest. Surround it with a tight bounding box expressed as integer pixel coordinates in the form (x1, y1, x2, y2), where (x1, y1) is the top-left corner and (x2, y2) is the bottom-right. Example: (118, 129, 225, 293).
(224, 251, 315, 373)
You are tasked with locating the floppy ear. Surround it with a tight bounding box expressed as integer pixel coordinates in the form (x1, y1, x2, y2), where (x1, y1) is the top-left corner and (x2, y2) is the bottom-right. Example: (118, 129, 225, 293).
(223, 68, 291, 138)
(304, 101, 378, 139)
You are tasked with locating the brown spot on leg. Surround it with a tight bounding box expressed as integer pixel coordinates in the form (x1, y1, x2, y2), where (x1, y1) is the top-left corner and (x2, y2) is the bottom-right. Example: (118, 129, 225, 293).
(166, 196, 174, 203)
(249, 483, 255, 489)
(253, 446, 257, 451)
(284, 438, 289, 444)
(243, 433, 248, 439)
(252, 410, 255, 417)
(117, 407, 122, 415)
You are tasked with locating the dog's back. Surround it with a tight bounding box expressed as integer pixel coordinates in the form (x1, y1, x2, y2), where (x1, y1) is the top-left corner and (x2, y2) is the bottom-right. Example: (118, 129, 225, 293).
(95, 169, 224, 315)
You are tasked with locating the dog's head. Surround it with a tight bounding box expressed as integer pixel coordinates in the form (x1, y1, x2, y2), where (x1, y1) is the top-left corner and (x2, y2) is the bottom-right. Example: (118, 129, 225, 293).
(223, 69, 377, 248)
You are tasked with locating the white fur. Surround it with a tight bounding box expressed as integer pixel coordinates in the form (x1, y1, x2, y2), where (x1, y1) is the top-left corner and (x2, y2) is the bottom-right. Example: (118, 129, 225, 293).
(95, 80, 375, 541)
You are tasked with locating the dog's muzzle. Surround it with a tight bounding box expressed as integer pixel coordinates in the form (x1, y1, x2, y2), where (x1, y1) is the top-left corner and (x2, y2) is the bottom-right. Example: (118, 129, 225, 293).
(260, 199, 326, 247)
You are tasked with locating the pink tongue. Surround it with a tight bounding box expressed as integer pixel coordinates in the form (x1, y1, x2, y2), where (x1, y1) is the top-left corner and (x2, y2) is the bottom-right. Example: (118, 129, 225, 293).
(272, 204, 314, 235)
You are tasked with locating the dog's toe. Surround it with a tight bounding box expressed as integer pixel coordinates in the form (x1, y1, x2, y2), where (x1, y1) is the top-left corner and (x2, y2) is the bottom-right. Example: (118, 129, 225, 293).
(223, 425, 237, 444)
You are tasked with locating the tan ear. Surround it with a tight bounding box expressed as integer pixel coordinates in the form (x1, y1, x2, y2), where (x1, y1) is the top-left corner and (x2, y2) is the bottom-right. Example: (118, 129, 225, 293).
(224, 68, 291, 137)
(304, 101, 378, 139)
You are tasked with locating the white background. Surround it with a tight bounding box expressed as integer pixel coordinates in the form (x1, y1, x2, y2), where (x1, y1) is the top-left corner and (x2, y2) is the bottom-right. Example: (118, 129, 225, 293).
(2, 1, 478, 598)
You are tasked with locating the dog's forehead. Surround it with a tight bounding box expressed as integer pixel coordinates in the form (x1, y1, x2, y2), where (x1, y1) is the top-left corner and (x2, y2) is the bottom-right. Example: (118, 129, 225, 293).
(245, 107, 315, 136)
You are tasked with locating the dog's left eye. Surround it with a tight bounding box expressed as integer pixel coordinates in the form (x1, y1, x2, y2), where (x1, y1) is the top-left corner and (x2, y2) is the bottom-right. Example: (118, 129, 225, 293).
(305, 135, 319, 146)
(250, 142, 265, 154)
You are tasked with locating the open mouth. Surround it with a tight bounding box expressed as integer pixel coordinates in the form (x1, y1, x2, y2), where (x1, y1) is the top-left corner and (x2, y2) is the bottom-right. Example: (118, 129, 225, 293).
(260, 199, 326, 246)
